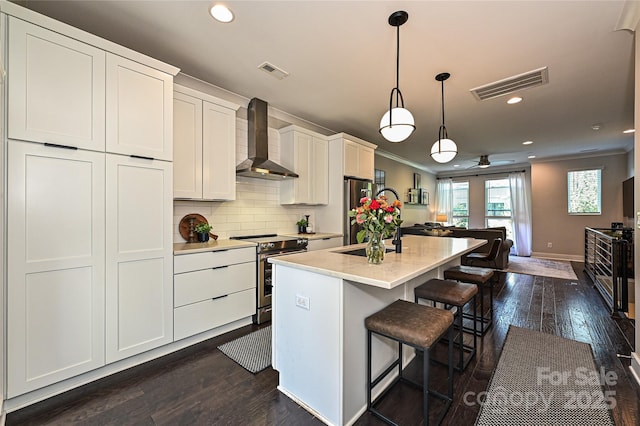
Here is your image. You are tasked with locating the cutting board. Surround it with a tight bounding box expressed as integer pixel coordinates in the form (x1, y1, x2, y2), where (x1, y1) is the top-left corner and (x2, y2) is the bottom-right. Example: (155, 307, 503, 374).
(179, 213, 218, 243)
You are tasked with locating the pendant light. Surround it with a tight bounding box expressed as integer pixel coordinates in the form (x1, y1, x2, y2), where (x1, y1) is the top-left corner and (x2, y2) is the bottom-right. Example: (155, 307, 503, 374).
(379, 11, 415, 143)
(430, 72, 458, 163)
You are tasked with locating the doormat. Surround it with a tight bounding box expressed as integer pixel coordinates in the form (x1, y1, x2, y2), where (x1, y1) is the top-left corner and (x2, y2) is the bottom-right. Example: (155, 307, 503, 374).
(218, 326, 271, 374)
(475, 326, 614, 425)
(506, 256, 578, 280)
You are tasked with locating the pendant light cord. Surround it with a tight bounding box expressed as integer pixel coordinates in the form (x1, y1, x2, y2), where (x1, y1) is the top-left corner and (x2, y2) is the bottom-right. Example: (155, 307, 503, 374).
(395, 23, 400, 106)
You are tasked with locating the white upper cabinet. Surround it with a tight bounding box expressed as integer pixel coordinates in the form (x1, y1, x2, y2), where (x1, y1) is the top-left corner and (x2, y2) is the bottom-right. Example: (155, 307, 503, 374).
(7, 141, 106, 397)
(173, 85, 239, 201)
(105, 154, 173, 363)
(7, 17, 106, 151)
(173, 91, 203, 198)
(106, 54, 173, 160)
(343, 138, 375, 181)
(279, 125, 329, 205)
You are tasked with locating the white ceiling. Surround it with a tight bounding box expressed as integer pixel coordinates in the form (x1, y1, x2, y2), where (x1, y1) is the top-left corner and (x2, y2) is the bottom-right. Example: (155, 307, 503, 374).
(20, 0, 636, 174)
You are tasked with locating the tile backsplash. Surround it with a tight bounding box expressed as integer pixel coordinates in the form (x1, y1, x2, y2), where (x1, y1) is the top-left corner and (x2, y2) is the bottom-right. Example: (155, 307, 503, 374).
(173, 118, 319, 242)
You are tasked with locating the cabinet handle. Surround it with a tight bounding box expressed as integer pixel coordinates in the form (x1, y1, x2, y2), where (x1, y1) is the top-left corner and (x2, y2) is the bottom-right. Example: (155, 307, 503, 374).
(130, 155, 155, 161)
(322, 238, 330, 240)
(45, 143, 77, 150)
(211, 265, 229, 270)
(211, 294, 229, 301)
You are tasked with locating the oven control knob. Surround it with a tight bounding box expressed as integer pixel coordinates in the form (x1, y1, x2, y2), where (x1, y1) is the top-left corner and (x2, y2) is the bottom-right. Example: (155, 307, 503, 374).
(268, 242, 275, 249)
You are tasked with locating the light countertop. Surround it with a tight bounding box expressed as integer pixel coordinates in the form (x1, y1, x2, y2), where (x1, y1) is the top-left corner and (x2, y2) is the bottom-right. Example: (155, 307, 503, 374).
(279, 232, 343, 240)
(269, 235, 486, 289)
(173, 239, 256, 255)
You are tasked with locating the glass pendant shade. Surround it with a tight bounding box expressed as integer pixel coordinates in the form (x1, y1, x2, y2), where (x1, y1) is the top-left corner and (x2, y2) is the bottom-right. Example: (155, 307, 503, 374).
(430, 138, 458, 163)
(379, 107, 415, 143)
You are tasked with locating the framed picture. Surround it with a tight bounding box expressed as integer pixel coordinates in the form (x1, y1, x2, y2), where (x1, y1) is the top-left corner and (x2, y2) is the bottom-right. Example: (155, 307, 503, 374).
(420, 189, 429, 205)
(413, 173, 421, 189)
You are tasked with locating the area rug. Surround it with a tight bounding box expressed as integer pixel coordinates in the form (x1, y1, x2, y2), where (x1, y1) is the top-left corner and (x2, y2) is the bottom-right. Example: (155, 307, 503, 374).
(475, 326, 614, 425)
(506, 255, 578, 280)
(217, 326, 271, 373)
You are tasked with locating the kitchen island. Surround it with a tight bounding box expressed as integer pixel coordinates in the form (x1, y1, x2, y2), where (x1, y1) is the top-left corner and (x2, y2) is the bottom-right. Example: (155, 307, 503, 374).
(269, 235, 486, 426)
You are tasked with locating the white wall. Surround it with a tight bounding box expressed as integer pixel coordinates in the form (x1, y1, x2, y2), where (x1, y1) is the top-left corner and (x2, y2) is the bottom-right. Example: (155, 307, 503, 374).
(531, 153, 627, 259)
(373, 155, 435, 226)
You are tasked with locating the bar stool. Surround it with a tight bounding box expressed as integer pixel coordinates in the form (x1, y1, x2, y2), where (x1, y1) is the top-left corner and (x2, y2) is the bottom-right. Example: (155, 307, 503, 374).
(444, 265, 494, 336)
(365, 299, 454, 426)
(414, 278, 478, 371)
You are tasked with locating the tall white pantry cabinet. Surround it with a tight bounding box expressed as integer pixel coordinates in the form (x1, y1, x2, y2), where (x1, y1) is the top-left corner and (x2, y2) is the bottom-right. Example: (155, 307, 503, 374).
(3, 9, 178, 400)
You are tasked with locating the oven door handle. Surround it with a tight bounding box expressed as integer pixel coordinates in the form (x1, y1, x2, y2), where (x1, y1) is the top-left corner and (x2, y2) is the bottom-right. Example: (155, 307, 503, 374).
(261, 249, 307, 260)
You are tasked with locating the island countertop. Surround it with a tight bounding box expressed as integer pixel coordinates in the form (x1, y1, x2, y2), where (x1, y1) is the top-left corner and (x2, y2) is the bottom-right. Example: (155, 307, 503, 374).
(269, 234, 486, 289)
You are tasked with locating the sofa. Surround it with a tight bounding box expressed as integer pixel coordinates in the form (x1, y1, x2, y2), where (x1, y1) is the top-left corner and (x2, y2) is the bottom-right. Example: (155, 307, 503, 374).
(402, 224, 513, 269)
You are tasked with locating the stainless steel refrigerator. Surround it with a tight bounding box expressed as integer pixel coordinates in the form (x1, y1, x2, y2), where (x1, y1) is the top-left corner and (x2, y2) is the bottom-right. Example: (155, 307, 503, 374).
(344, 178, 372, 245)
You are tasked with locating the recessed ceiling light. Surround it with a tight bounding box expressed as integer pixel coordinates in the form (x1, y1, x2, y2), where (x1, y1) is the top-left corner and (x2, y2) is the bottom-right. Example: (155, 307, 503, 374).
(210, 4, 234, 23)
(507, 96, 522, 104)
(528, 155, 536, 159)
(591, 124, 602, 131)
(453, 164, 460, 167)
(623, 129, 635, 134)
(522, 140, 533, 145)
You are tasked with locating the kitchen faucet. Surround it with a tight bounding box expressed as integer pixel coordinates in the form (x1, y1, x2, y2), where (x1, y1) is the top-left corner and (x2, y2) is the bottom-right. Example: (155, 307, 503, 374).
(376, 187, 402, 253)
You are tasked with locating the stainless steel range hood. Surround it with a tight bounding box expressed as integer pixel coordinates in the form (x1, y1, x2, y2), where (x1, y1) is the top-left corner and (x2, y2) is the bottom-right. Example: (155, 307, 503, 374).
(236, 98, 298, 180)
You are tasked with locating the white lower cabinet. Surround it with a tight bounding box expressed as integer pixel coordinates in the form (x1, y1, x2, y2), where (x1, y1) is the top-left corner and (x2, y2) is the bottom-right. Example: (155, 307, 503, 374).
(174, 247, 256, 341)
(7, 140, 106, 397)
(105, 155, 173, 363)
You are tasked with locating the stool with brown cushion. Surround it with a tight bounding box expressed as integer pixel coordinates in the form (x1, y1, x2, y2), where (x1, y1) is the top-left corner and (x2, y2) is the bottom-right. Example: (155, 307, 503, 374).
(443, 265, 494, 336)
(365, 299, 454, 426)
(414, 279, 478, 371)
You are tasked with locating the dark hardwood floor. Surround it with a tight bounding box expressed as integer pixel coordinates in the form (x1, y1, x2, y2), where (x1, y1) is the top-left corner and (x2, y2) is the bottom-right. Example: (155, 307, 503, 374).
(7, 263, 639, 425)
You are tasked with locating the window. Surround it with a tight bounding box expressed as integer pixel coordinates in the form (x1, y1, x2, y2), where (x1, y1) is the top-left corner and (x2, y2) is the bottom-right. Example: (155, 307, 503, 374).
(452, 181, 469, 228)
(374, 169, 385, 196)
(568, 169, 601, 215)
(485, 178, 513, 239)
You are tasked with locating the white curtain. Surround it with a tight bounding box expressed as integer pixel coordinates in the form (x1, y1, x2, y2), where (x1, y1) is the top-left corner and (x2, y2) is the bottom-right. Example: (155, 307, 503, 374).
(509, 171, 532, 256)
(435, 178, 454, 222)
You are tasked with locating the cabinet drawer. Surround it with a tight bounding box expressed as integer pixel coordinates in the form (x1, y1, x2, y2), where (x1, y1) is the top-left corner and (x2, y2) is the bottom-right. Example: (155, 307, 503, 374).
(174, 262, 256, 307)
(308, 238, 342, 251)
(174, 289, 255, 340)
(174, 247, 256, 273)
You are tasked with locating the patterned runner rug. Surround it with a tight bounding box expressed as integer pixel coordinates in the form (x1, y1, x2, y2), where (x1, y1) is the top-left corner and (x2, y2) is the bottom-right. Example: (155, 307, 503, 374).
(506, 255, 578, 280)
(218, 326, 271, 373)
(475, 326, 614, 425)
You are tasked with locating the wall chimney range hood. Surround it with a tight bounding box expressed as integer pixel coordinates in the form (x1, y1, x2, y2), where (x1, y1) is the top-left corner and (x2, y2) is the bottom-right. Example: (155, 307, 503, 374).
(235, 98, 299, 180)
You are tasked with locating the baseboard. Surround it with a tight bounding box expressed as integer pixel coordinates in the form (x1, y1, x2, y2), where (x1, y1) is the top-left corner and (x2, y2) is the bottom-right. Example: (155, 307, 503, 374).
(529, 252, 583, 262)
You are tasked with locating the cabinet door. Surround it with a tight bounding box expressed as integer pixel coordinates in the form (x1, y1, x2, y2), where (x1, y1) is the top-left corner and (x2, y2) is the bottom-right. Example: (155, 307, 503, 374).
(106, 54, 173, 160)
(173, 92, 203, 198)
(7, 141, 105, 397)
(311, 137, 329, 204)
(202, 101, 236, 200)
(106, 155, 173, 363)
(293, 131, 313, 203)
(358, 145, 375, 181)
(343, 139, 360, 178)
(7, 18, 106, 151)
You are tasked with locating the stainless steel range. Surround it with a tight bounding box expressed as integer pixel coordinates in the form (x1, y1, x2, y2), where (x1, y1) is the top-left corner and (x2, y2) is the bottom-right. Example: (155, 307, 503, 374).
(230, 234, 308, 324)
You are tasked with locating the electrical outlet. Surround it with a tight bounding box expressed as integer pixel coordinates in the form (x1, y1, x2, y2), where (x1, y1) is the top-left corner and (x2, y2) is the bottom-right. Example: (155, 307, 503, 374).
(296, 294, 310, 310)
(547, 242, 553, 248)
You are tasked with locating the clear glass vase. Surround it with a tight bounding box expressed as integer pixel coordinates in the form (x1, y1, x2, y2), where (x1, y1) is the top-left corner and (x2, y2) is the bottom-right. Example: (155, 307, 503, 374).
(366, 232, 385, 264)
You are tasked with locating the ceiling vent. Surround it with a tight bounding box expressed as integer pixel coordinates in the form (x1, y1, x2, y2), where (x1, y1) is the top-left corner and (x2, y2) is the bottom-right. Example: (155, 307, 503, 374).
(258, 61, 289, 80)
(470, 67, 549, 101)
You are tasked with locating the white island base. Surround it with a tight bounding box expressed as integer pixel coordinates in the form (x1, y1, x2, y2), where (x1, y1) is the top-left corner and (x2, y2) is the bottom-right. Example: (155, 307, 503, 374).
(270, 235, 486, 426)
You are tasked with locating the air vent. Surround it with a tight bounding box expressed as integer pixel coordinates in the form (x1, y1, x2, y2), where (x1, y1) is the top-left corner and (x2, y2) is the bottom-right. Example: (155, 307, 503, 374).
(470, 67, 549, 101)
(258, 61, 289, 80)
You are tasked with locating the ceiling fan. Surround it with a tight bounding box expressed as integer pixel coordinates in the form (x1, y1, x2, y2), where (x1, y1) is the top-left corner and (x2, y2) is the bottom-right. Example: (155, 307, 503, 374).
(465, 154, 516, 169)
